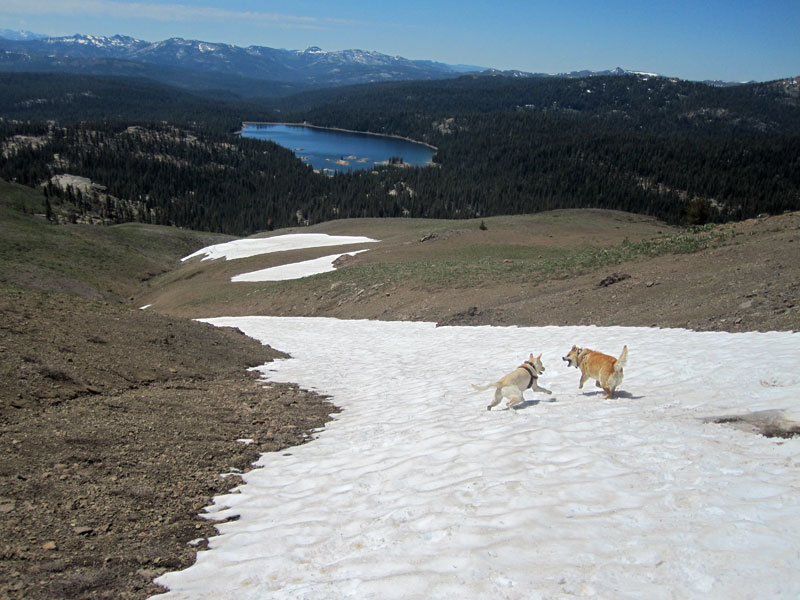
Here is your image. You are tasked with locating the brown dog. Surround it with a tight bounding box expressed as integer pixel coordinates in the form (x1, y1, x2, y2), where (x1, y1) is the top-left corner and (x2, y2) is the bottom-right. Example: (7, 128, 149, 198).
(562, 345, 628, 399)
(472, 353, 552, 410)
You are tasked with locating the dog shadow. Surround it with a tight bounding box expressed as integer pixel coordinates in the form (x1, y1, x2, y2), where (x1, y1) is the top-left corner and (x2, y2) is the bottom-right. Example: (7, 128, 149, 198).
(512, 397, 558, 411)
(581, 389, 644, 400)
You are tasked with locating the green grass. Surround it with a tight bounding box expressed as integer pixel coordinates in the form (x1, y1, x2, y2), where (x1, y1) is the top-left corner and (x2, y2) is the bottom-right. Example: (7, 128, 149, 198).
(0, 179, 234, 298)
(1, 177, 735, 314)
(248, 224, 734, 298)
(0, 178, 49, 215)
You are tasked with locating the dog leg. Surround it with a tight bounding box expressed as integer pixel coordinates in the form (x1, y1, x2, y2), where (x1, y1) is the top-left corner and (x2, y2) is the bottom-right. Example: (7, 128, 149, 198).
(487, 387, 504, 411)
(503, 386, 523, 410)
(531, 381, 552, 395)
(579, 372, 589, 389)
(506, 395, 523, 410)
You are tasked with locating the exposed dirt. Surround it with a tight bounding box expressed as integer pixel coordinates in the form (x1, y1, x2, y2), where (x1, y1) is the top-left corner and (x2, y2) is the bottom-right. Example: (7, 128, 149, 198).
(349, 212, 799, 332)
(1, 210, 798, 600)
(0, 289, 337, 599)
(148, 210, 800, 334)
(429, 218, 800, 332)
(346, 213, 798, 332)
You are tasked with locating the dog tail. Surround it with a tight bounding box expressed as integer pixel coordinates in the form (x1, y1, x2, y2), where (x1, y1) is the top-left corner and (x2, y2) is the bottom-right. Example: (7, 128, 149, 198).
(615, 345, 628, 373)
(471, 382, 496, 392)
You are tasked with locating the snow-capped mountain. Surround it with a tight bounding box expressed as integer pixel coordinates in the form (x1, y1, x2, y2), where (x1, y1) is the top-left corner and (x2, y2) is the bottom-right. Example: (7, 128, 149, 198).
(39, 34, 150, 57)
(1, 31, 740, 95)
(475, 65, 666, 80)
(0, 33, 461, 88)
(0, 28, 47, 41)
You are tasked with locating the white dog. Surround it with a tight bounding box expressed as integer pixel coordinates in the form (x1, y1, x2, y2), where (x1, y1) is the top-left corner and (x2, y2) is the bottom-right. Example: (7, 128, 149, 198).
(472, 353, 552, 410)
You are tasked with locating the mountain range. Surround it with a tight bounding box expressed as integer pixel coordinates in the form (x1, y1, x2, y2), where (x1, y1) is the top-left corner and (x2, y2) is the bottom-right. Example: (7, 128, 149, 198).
(0, 28, 47, 41)
(0, 32, 694, 97)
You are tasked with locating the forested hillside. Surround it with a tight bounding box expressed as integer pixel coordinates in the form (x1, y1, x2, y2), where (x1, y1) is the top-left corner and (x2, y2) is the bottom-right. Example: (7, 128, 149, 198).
(0, 72, 268, 129)
(277, 74, 800, 136)
(1, 72, 798, 234)
(279, 75, 800, 223)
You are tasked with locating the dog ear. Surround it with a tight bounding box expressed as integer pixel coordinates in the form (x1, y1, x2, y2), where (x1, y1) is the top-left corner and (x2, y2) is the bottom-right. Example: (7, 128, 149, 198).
(537, 353, 542, 360)
(529, 353, 534, 360)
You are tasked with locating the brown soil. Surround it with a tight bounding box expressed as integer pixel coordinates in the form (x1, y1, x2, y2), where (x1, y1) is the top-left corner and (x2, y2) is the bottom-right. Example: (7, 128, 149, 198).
(1, 210, 798, 600)
(146, 210, 800, 334)
(358, 212, 798, 332)
(0, 289, 337, 599)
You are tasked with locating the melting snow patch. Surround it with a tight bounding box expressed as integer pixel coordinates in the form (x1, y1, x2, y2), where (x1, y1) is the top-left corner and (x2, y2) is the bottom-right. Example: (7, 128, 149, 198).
(706, 409, 800, 438)
(154, 319, 800, 600)
(231, 250, 369, 282)
(181, 234, 378, 262)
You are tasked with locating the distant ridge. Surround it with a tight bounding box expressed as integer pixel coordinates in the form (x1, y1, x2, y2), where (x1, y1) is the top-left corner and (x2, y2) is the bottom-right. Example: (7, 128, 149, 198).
(0, 33, 461, 94)
(0, 31, 756, 96)
(0, 28, 47, 41)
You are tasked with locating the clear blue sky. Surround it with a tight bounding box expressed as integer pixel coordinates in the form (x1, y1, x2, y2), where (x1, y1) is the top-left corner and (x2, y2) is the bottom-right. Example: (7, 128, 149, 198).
(2, 0, 798, 82)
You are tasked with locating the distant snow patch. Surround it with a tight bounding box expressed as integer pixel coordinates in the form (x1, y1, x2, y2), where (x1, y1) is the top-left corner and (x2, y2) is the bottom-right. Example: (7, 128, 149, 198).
(231, 250, 368, 282)
(181, 234, 378, 262)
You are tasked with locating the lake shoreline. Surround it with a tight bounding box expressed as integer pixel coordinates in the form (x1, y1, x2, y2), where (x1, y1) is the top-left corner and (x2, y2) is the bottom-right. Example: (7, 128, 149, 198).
(240, 121, 438, 152)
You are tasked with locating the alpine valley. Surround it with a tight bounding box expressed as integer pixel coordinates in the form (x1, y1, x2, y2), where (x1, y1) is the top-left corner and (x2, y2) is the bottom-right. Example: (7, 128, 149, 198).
(0, 30, 799, 234)
(1, 28, 799, 600)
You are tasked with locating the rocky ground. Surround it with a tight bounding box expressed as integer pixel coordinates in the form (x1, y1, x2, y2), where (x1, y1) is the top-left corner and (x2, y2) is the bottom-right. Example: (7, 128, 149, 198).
(429, 214, 800, 332)
(154, 210, 800, 334)
(0, 289, 337, 599)
(0, 211, 797, 599)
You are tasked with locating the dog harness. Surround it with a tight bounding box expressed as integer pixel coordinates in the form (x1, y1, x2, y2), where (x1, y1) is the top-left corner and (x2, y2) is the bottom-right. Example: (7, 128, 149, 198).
(518, 361, 538, 389)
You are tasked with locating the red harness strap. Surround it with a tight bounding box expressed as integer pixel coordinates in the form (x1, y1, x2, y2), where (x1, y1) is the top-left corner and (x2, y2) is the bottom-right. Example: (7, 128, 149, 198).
(518, 361, 537, 389)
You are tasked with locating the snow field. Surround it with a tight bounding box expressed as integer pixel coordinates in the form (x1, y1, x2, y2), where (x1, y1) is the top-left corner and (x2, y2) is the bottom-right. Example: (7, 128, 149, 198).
(153, 318, 800, 599)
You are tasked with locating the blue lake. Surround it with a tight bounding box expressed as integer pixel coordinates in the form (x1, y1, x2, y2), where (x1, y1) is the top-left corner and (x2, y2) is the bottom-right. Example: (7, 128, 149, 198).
(241, 123, 436, 174)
